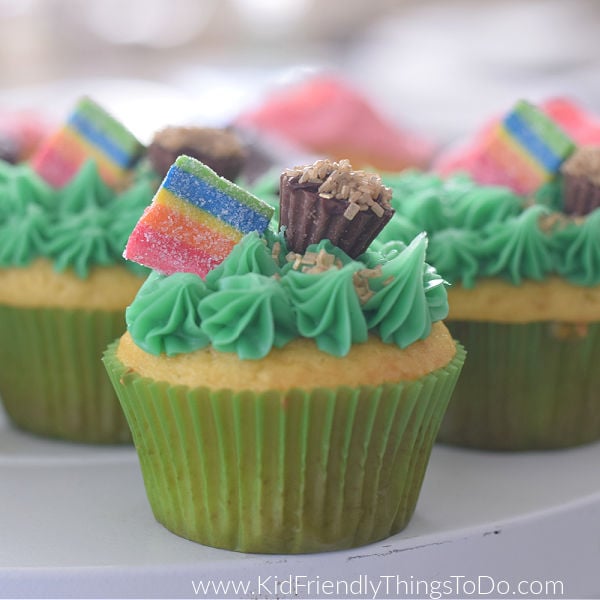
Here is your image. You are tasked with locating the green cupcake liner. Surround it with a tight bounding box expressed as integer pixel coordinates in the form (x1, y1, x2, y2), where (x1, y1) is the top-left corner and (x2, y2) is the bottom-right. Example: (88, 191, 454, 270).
(441, 321, 600, 450)
(0, 304, 131, 443)
(103, 341, 465, 554)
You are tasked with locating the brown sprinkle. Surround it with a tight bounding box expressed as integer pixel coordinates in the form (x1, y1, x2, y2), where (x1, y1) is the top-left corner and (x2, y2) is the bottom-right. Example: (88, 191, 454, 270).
(352, 265, 385, 304)
(353, 272, 374, 303)
(285, 248, 342, 274)
(286, 251, 303, 270)
(343, 203, 361, 220)
(271, 241, 281, 262)
(283, 249, 394, 302)
(538, 212, 571, 233)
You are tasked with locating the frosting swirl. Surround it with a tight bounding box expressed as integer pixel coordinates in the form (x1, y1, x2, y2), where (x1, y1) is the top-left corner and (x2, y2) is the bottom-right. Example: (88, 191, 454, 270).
(126, 231, 449, 359)
(381, 171, 600, 287)
(204, 231, 278, 287)
(126, 271, 210, 356)
(200, 273, 296, 359)
(281, 261, 367, 356)
(0, 160, 153, 277)
(426, 229, 483, 289)
(0, 166, 56, 264)
(480, 205, 555, 283)
(553, 208, 600, 285)
(363, 234, 445, 348)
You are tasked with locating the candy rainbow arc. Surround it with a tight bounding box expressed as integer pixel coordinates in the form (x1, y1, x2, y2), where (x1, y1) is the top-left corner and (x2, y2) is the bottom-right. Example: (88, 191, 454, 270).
(30, 96, 145, 189)
(479, 100, 575, 195)
(124, 155, 274, 278)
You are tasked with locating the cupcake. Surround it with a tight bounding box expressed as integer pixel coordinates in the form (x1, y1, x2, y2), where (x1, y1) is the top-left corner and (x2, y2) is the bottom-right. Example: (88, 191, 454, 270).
(103, 156, 464, 553)
(0, 98, 152, 443)
(380, 157, 600, 450)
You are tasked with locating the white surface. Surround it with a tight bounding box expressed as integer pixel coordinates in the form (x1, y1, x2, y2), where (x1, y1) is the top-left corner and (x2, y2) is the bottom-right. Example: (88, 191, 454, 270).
(1, 406, 600, 599)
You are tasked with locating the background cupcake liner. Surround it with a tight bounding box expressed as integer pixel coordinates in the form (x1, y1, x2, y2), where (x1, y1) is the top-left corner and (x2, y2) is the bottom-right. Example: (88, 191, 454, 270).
(104, 341, 465, 554)
(441, 321, 600, 450)
(0, 304, 131, 443)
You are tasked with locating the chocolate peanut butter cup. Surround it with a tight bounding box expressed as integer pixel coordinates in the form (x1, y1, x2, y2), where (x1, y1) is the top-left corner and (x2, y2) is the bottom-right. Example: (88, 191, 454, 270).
(279, 158, 394, 258)
(560, 146, 600, 216)
(148, 126, 247, 182)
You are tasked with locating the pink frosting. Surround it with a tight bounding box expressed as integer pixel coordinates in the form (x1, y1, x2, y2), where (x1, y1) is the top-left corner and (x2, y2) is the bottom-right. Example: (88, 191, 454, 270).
(235, 75, 436, 172)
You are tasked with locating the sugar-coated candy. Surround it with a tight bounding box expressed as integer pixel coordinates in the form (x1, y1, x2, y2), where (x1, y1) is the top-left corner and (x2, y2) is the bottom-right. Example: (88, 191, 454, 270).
(124, 155, 274, 278)
(477, 100, 576, 194)
(542, 98, 600, 145)
(30, 97, 144, 189)
(436, 99, 577, 195)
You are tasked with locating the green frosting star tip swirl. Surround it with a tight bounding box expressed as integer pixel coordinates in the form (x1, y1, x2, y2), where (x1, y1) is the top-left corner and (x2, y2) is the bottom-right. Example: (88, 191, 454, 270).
(380, 171, 600, 288)
(0, 159, 154, 277)
(126, 230, 449, 359)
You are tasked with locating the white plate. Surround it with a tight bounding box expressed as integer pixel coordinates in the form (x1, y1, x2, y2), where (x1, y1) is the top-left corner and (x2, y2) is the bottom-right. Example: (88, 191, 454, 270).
(1, 405, 599, 599)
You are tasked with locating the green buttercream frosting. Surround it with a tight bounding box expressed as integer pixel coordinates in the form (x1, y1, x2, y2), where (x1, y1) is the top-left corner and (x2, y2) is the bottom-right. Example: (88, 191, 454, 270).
(204, 231, 278, 288)
(426, 229, 483, 289)
(200, 273, 296, 359)
(126, 230, 448, 359)
(363, 234, 445, 348)
(380, 171, 600, 287)
(0, 159, 153, 277)
(480, 205, 554, 283)
(126, 271, 210, 356)
(282, 260, 367, 356)
(553, 208, 600, 285)
(0, 165, 57, 264)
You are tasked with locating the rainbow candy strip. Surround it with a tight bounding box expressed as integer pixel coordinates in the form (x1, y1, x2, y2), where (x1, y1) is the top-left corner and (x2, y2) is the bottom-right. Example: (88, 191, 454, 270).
(30, 97, 144, 189)
(478, 100, 575, 195)
(124, 155, 274, 278)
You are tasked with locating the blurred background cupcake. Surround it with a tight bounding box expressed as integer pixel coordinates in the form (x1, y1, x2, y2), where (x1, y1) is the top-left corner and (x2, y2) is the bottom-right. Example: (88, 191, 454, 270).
(377, 99, 600, 450)
(0, 97, 154, 443)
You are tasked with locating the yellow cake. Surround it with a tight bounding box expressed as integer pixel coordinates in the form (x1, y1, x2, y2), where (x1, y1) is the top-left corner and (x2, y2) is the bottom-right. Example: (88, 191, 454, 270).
(116, 321, 456, 392)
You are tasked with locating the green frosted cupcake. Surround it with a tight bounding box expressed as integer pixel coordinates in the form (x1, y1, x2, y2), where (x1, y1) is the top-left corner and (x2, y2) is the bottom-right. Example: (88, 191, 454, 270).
(379, 168, 600, 450)
(104, 158, 464, 553)
(0, 160, 152, 443)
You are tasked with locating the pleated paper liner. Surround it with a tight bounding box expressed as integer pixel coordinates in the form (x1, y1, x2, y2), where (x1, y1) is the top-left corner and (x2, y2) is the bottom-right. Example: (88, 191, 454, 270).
(440, 321, 600, 450)
(0, 304, 131, 443)
(103, 341, 465, 554)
